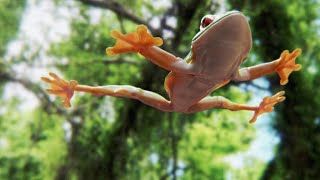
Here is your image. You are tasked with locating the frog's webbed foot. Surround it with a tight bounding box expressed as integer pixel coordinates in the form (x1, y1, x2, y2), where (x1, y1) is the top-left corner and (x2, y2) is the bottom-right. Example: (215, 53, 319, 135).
(41, 72, 78, 108)
(106, 25, 163, 55)
(276, 48, 302, 85)
(249, 91, 286, 123)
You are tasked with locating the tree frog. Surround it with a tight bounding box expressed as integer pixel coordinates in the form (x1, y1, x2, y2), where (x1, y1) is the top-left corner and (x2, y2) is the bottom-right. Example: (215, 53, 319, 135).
(42, 11, 301, 123)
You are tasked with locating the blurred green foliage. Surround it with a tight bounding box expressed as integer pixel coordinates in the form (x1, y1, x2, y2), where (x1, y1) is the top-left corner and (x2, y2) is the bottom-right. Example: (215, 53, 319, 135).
(0, 0, 319, 179)
(0, 0, 25, 56)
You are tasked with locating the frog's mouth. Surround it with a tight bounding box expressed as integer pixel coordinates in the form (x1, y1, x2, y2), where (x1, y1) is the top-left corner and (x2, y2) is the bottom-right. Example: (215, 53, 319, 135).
(192, 10, 242, 42)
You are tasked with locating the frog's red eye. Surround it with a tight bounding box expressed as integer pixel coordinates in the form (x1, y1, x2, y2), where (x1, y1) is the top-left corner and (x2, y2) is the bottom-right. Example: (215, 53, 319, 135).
(200, 15, 214, 28)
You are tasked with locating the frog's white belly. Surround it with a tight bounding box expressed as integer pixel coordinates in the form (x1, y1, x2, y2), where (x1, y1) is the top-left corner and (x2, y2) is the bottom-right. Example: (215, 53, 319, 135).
(165, 46, 245, 112)
(165, 73, 224, 112)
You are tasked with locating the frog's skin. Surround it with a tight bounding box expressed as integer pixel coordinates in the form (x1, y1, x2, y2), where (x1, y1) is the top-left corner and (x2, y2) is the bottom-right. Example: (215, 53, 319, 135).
(42, 11, 302, 123)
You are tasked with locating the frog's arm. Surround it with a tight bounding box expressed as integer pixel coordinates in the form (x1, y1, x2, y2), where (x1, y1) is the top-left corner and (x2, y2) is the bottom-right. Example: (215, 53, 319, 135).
(106, 25, 197, 74)
(233, 48, 302, 85)
(187, 91, 285, 123)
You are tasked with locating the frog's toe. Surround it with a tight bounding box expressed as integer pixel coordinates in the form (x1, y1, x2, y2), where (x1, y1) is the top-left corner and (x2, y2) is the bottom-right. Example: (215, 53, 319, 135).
(106, 41, 138, 55)
(106, 30, 138, 55)
(136, 25, 163, 46)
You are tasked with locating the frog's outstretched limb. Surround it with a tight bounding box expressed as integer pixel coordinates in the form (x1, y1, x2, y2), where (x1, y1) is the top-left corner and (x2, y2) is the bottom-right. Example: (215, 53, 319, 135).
(41, 72, 172, 110)
(106, 25, 198, 74)
(186, 91, 285, 123)
(233, 48, 302, 85)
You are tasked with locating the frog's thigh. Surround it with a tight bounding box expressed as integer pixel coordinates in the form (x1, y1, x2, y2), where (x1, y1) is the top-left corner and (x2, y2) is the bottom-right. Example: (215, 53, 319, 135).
(186, 96, 257, 113)
(98, 85, 173, 112)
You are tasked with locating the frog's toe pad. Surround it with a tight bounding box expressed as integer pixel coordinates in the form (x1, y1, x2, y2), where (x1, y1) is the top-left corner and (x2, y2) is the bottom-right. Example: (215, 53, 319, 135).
(106, 31, 139, 55)
(136, 25, 163, 47)
(106, 25, 163, 56)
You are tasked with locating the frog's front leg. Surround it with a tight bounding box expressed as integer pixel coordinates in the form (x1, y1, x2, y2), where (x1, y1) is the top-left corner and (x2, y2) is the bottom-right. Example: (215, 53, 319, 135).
(41, 72, 173, 111)
(106, 25, 197, 74)
(233, 48, 302, 85)
(186, 91, 285, 123)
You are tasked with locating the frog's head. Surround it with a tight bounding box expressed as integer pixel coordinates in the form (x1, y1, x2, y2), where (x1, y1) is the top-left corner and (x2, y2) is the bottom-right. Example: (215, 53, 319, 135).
(192, 11, 251, 41)
(191, 11, 252, 62)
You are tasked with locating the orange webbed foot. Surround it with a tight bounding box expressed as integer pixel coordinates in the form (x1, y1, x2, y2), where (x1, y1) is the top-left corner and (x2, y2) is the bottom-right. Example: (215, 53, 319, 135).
(106, 25, 163, 55)
(249, 91, 286, 123)
(41, 72, 78, 108)
(276, 48, 302, 85)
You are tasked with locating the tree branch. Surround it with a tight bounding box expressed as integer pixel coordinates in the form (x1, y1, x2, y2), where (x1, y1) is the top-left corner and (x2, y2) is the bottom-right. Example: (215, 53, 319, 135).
(78, 0, 159, 35)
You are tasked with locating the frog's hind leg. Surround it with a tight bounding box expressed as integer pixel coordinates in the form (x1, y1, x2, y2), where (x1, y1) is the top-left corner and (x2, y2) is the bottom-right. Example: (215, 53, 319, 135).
(41, 72, 173, 112)
(76, 85, 173, 112)
(186, 91, 285, 123)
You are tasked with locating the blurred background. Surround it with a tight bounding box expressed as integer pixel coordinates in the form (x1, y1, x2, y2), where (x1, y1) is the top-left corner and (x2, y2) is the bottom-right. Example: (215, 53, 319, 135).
(0, 0, 319, 179)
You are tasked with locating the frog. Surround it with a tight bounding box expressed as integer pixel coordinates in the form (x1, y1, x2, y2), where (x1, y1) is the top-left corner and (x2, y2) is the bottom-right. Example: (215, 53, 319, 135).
(42, 10, 301, 123)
